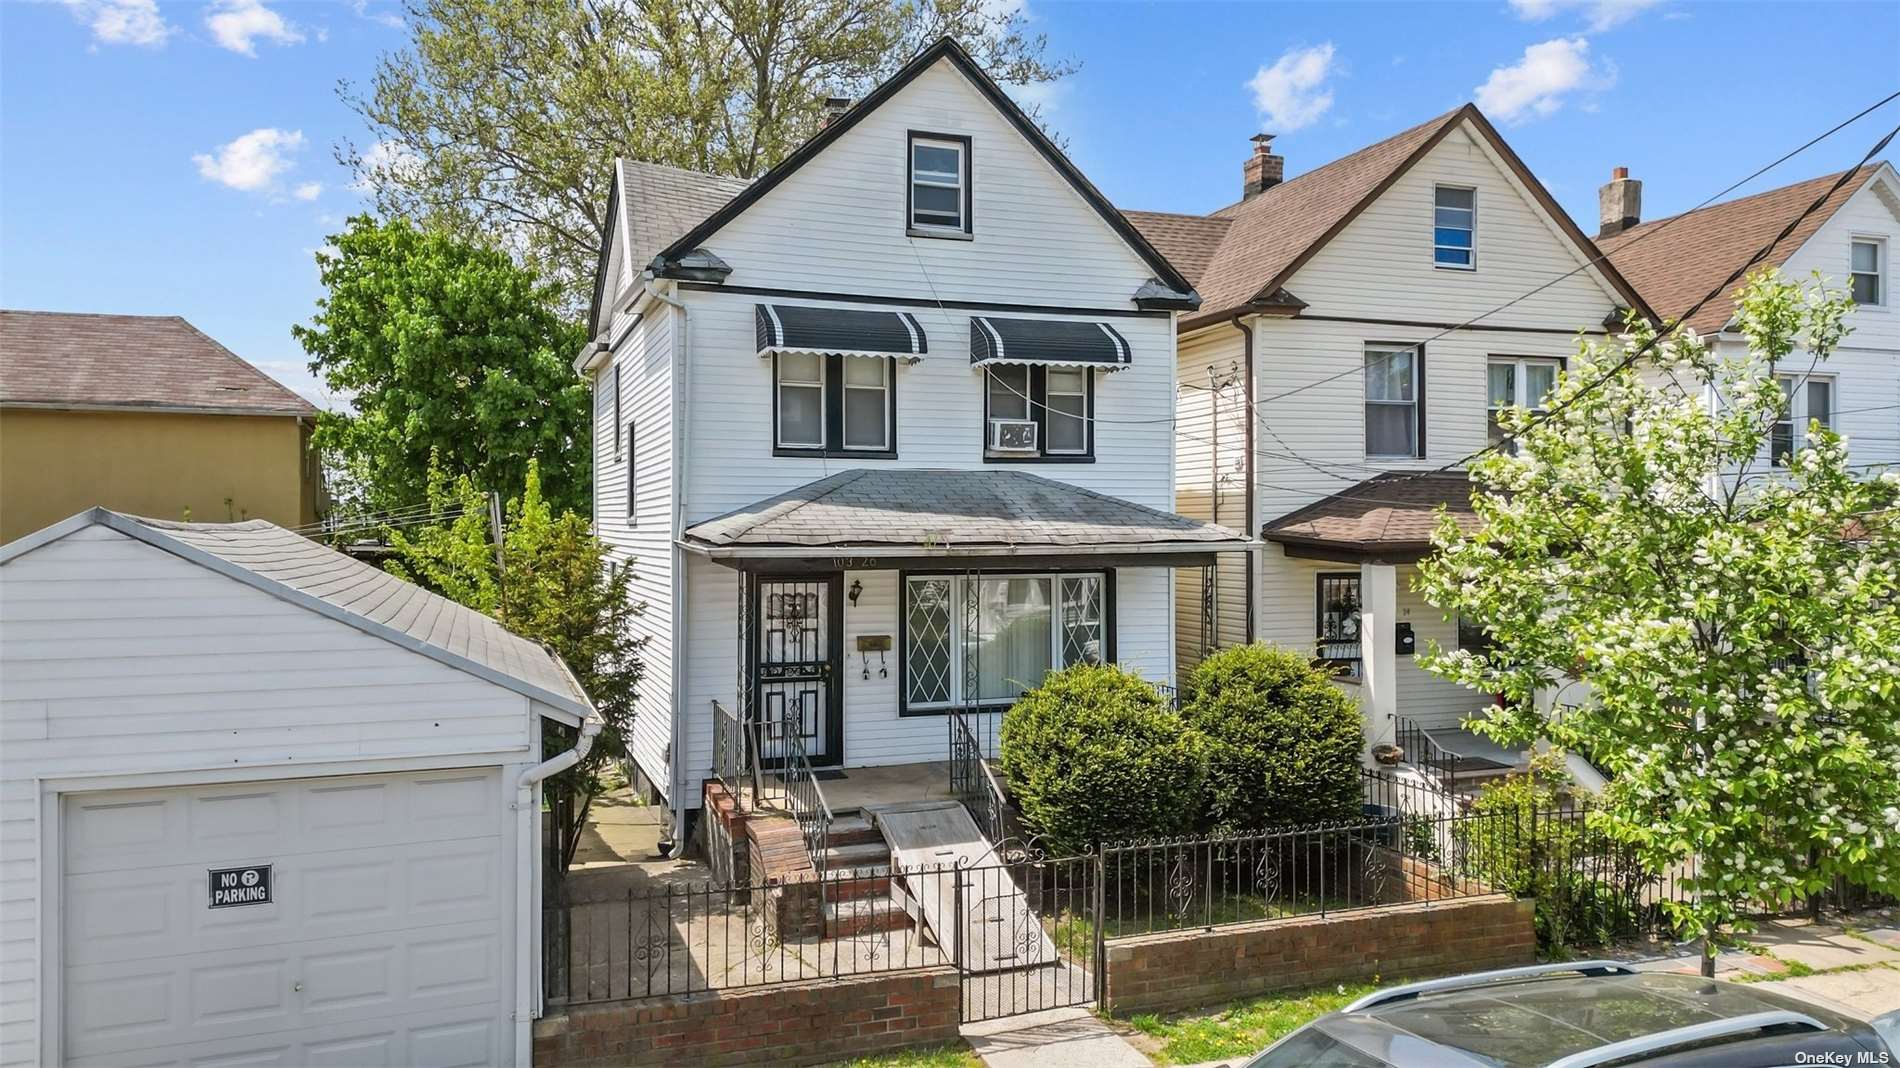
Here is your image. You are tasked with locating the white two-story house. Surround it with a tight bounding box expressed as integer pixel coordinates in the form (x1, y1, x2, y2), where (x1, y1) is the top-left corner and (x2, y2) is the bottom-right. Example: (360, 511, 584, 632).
(1129, 106, 1656, 774)
(1597, 161, 1900, 476)
(578, 37, 1249, 848)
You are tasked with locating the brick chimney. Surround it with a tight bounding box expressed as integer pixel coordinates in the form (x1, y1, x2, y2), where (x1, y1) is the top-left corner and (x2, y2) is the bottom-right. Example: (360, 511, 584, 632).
(821, 97, 851, 128)
(1598, 166, 1642, 238)
(1243, 133, 1284, 200)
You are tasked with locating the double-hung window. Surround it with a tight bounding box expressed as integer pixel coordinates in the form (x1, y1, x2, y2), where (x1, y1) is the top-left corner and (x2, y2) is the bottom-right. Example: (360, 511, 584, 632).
(1772, 373, 1834, 466)
(1486, 356, 1562, 451)
(909, 133, 969, 235)
(775, 353, 895, 456)
(1433, 186, 1475, 268)
(903, 572, 1107, 712)
(984, 365, 1094, 460)
(1850, 238, 1885, 307)
(1365, 344, 1423, 458)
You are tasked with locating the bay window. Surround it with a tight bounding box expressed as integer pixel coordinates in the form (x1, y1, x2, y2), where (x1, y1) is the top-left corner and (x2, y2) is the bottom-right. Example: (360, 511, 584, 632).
(902, 572, 1109, 712)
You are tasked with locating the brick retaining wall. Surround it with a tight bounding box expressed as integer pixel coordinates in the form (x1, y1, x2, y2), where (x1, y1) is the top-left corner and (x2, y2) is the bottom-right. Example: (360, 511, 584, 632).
(533, 967, 962, 1067)
(1103, 894, 1534, 1015)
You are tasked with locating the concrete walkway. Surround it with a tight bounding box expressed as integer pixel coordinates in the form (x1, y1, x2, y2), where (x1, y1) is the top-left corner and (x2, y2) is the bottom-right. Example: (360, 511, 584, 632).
(963, 1006, 1149, 1068)
(1625, 913, 1900, 1020)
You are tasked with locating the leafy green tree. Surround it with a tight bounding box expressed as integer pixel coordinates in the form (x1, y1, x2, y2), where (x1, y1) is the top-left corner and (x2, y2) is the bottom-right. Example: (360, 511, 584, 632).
(343, 0, 1074, 307)
(1417, 271, 1900, 974)
(389, 461, 645, 867)
(296, 216, 590, 516)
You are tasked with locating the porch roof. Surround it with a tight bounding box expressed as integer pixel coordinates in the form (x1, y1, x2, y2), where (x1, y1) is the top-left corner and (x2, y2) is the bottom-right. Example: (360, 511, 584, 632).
(681, 469, 1252, 567)
(1262, 471, 1480, 564)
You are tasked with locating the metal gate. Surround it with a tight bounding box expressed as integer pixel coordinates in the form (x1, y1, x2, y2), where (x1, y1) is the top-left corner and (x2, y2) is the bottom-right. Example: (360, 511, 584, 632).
(751, 575, 843, 766)
(953, 847, 1105, 1022)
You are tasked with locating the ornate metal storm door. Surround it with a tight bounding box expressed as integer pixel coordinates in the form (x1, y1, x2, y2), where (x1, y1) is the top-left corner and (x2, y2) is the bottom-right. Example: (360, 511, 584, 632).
(754, 575, 842, 765)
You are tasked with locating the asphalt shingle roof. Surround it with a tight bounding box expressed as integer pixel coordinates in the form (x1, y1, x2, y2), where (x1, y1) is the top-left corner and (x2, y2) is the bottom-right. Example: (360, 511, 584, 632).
(1597, 165, 1883, 334)
(1262, 472, 1480, 555)
(0, 310, 318, 416)
(126, 513, 591, 714)
(683, 469, 1249, 551)
(617, 159, 752, 277)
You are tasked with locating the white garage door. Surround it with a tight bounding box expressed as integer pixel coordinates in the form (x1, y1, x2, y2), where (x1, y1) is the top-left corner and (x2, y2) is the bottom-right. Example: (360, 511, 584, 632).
(61, 769, 515, 1067)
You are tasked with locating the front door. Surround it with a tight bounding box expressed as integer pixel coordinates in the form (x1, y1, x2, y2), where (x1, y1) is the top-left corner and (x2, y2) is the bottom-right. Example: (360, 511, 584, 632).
(753, 575, 843, 766)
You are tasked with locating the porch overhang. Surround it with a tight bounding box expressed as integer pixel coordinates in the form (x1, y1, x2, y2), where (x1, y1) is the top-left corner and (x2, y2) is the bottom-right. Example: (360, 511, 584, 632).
(1262, 471, 1480, 564)
(680, 468, 1255, 573)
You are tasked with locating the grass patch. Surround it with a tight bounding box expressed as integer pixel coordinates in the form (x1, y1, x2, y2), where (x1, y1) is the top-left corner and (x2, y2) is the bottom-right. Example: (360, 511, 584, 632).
(823, 1041, 982, 1067)
(1116, 979, 1386, 1065)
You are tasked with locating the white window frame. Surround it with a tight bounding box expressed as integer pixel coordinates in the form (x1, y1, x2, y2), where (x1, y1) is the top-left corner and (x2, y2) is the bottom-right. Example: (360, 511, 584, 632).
(1486, 356, 1563, 451)
(1044, 368, 1089, 455)
(1433, 184, 1476, 270)
(903, 572, 1106, 711)
(775, 353, 826, 449)
(1364, 345, 1421, 459)
(1772, 372, 1836, 466)
(1850, 236, 1886, 309)
(909, 135, 967, 233)
(841, 355, 891, 452)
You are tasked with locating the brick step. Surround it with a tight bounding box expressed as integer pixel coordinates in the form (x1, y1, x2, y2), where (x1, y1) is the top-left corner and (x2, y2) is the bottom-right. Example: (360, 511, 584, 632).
(828, 815, 883, 847)
(826, 872, 892, 902)
(822, 840, 892, 871)
(823, 895, 912, 937)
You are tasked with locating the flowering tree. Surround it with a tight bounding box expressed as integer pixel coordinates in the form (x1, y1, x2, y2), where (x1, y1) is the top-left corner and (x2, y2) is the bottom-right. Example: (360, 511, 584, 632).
(1418, 272, 1900, 973)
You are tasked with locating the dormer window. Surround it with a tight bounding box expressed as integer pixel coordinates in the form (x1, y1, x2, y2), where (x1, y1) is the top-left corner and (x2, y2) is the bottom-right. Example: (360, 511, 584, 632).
(909, 133, 970, 236)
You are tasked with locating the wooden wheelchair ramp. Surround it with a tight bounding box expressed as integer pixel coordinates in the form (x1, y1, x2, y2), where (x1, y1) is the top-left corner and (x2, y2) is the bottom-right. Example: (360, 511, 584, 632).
(871, 801, 1059, 975)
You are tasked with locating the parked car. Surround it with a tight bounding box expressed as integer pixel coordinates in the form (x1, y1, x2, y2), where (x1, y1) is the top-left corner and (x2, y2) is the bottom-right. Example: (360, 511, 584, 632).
(1244, 961, 1894, 1067)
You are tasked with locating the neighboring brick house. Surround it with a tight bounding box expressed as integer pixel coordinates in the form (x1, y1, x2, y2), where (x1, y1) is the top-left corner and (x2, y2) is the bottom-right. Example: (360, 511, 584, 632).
(1125, 105, 1655, 765)
(1596, 162, 1900, 474)
(0, 310, 321, 542)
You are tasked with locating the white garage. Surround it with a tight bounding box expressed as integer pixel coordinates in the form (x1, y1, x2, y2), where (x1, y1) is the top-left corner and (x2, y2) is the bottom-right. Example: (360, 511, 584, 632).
(0, 510, 600, 1068)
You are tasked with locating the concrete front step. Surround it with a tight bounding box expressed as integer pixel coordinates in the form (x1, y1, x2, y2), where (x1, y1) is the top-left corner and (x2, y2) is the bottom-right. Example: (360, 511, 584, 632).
(823, 895, 912, 937)
(828, 815, 883, 847)
(822, 839, 893, 870)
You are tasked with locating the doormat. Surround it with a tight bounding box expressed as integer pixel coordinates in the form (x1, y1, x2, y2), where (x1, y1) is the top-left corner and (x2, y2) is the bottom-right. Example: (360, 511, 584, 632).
(812, 770, 848, 781)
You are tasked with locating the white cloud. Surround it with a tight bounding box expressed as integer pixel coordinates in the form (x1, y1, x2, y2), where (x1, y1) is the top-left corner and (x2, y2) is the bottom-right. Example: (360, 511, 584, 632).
(205, 0, 305, 56)
(1006, 78, 1070, 119)
(1474, 37, 1605, 123)
(349, 0, 406, 30)
(294, 182, 323, 201)
(1247, 43, 1338, 133)
(60, 0, 171, 48)
(193, 128, 305, 193)
(1507, 0, 1661, 31)
(352, 139, 423, 193)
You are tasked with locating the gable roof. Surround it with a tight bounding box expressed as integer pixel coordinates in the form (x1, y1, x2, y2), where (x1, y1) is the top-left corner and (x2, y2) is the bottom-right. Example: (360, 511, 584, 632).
(590, 160, 752, 333)
(1126, 105, 1654, 330)
(643, 36, 1197, 305)
(0, 310, 318, 417)
(681, 468, 1247, 555)
(1597, 164, 1887, 334)
(0, 509, 593, 724)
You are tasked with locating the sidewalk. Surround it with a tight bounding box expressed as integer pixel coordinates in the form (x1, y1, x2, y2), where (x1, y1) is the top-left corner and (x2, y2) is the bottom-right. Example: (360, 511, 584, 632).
(1623, 912, 1900, 1020)
(963, 1006, 1149, 1068)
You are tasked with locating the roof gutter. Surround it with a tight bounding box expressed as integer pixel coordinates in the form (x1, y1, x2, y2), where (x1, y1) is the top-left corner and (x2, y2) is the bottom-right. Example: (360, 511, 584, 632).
(677, 539, 1261, 561)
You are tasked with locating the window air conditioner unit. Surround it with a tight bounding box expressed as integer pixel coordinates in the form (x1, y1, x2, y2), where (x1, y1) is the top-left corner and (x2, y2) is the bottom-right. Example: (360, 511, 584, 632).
(989, 418, 1038, 452)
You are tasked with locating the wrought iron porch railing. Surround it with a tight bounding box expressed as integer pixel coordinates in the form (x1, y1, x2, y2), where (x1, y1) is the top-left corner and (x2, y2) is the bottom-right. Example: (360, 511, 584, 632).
(1395, 714, 1460, 791)
(777, 705, 835, 877)
(948, 704, 1007, 843)
(711, 699, 753, 808)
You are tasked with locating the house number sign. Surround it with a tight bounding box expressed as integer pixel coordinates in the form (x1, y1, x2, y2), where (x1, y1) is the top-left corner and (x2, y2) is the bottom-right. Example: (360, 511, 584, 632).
(208, 864, 272, 908)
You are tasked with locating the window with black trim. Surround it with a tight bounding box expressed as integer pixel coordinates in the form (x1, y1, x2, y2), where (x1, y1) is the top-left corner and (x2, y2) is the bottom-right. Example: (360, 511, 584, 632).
(909, 132, 970, 235)
(983, 365, 1094, 462)
(625, 420, 637, 522)
(1487, 356, 1562, 451)
(1365, 344, 1424, 458)
(1316, 573, 1363, 679)
(902, 571, 1107, 713)
(773, 352, 897, 457)
(611, 364, 623, 461)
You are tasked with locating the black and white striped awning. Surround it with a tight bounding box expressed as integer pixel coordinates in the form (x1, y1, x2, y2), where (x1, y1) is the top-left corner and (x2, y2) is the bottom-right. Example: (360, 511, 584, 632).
(969, 316, 1132, 370)
(755, 304, 928, 359)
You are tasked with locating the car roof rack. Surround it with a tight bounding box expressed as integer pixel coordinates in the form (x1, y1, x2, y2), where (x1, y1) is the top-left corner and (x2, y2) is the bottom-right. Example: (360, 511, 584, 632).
(1543, 1010, 1827, 1068)
(1342, 961, 1640, 1012)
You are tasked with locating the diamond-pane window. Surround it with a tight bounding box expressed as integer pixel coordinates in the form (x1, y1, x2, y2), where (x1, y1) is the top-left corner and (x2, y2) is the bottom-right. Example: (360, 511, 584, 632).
(1059, 575, 1103, 667)
(905, 578, 952, 705)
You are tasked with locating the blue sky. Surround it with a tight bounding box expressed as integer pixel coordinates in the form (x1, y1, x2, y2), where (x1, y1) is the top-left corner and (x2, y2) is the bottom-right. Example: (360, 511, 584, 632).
(4, 0, 1897, 408)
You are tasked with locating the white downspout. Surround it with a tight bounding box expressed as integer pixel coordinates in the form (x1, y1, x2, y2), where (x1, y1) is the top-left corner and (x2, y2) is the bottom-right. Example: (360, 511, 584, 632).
(514, 701, 600, 1066)
(644, 277, 693, 852)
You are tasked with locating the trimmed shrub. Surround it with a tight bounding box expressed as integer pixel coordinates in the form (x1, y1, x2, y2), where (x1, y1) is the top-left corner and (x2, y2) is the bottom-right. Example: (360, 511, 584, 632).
(1180, 643, 1364, 830)
(998, 664, 1204, 853)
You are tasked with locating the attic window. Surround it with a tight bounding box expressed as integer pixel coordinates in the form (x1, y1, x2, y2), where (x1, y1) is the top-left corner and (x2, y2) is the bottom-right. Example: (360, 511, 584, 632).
(909, 133, 970, 236)
(1433, 186, 1475, 268)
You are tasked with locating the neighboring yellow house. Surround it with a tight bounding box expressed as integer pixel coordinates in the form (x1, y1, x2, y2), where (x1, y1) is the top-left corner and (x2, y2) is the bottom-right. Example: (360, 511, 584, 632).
(0, 310, 321, 544)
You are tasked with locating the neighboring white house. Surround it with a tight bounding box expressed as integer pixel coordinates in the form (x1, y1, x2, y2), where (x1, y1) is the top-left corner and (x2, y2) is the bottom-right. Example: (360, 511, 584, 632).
(577, 37, 1249, 846)
(1126, 105, 1655, 765)
(1598, 161, 1900, 475)
(0, 510, 598, 1067)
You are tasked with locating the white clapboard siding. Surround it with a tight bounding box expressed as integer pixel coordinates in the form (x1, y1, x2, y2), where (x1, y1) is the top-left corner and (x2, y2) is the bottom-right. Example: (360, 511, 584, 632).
(594, 309, 678, 801)
(0, 525, 539, 1068)
(1173, 327, 1252, 670)
(689, 60, 1158, 307)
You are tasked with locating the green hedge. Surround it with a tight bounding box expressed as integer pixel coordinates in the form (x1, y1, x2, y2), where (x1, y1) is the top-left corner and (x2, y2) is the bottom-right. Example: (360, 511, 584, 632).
(997, 663, 1205, 854)
(1180, 644, 1365, 830)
